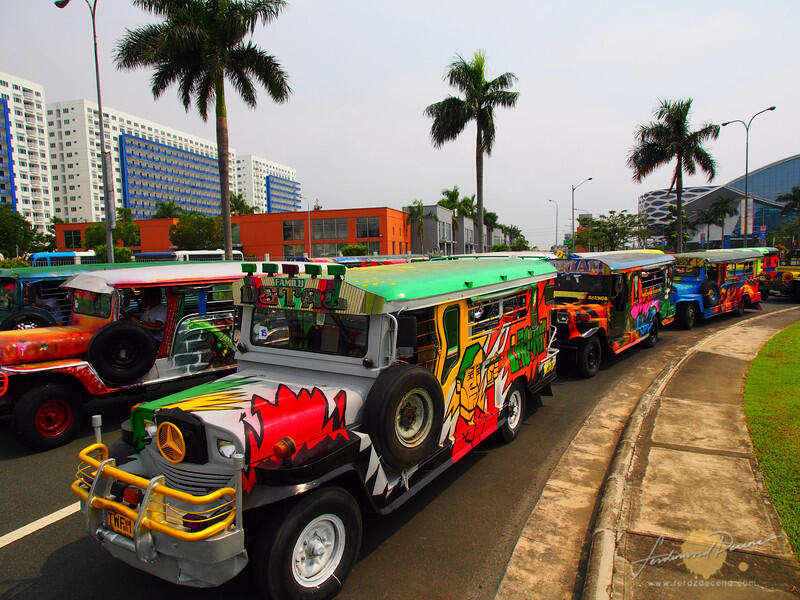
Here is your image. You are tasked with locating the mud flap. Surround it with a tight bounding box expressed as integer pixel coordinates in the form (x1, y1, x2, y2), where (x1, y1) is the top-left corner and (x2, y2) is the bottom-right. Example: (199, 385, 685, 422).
(540, 383, 553, 397)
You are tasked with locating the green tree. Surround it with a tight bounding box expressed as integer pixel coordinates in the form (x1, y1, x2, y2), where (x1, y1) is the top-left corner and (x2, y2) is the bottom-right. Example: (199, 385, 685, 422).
(405, 199, 438, 252)
(777, 186, 800, 242)
(664, 205, 690, 252)
(438, 186, 461, 232)
(693, 207, 716, 248)
(709, 196, 739, 244)
(491, 243, 510, 252)
(169, 212, 223, 250)
(483, 209, 499, 249)
(230, 191, 256, 215)
(340, 243, 369, 256)
(116, 0, 291, 260)
(84, 208, 140, 248)
(93, 245, 133, 263)
(153, 200, 184, 218)
(0, 205, 50, 258)
(425, 51, 519, 253)
(627, 98, 719, 252)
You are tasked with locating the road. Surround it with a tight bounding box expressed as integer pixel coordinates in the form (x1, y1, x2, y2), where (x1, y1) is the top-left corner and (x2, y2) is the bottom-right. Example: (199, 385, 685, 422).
(0, 300, 793, 600)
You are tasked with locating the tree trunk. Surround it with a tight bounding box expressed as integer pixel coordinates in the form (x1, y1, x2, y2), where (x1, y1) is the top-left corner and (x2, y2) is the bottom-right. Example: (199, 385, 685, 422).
(475, 128, 484, 253)
(215, 78, 233, 260)
(675, 153, 684, 253)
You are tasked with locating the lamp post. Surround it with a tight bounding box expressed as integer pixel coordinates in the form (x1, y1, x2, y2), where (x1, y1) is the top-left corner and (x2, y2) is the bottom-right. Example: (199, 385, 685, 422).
(721, 106, 776, 247)
(571, 177, 592, 252)
(547, 199, 558, 248)
(55, 0, 115, 263)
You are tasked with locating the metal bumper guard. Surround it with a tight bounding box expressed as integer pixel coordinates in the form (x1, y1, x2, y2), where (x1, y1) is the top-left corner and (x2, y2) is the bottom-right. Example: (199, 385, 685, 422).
(71, 443, 248, 588)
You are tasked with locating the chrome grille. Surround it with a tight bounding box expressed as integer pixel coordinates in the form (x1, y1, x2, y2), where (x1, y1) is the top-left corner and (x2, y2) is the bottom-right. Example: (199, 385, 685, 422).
(156, 458, 234, 495)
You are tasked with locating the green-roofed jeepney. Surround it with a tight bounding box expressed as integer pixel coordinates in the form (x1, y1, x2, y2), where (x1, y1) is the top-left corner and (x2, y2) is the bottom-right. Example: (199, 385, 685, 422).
(72, 258, 558, 599)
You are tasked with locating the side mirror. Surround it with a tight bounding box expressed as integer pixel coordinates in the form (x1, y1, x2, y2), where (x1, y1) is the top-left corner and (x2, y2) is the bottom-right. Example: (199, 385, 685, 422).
(396, 316, 417, 349)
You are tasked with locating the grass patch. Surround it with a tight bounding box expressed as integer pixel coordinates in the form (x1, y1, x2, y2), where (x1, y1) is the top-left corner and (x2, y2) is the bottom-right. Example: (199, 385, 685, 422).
(743, 319, 800, 561)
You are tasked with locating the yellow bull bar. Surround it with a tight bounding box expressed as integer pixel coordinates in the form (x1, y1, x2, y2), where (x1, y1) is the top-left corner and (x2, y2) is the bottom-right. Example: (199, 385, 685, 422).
(71, 443, 242, 545)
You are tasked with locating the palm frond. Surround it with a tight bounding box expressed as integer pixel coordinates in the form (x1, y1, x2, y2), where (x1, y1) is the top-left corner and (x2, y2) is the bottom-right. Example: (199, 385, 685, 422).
(228, 43, 291, 103)
(114, 24, 165, 69)
(195, 70, 217, 121)
(485, 72, 518, 93)
(231, 0, 285, 32)
(477, 107, 495, 154)
(484, 90, 519, 109)
(425, 97, 468, 147)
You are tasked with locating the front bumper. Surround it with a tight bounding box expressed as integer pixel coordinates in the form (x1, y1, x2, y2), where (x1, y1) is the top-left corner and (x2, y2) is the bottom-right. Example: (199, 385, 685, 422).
(72, 443, 247, 588)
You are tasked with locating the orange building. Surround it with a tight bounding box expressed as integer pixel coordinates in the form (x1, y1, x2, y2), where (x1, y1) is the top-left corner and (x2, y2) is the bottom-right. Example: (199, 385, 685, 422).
(55, 207, 411, 260)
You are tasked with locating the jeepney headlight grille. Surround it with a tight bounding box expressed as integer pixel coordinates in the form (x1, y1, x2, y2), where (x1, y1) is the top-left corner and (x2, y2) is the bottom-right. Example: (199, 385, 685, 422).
(556, 312, 569, 324)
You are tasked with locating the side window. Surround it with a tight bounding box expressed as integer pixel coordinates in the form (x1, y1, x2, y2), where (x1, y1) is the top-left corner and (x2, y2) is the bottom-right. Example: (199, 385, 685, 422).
(441, 305, 460, 384)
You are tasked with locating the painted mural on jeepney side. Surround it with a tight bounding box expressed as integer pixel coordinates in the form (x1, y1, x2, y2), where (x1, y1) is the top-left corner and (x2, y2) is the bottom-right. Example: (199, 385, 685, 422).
(610, 270, 675, 352)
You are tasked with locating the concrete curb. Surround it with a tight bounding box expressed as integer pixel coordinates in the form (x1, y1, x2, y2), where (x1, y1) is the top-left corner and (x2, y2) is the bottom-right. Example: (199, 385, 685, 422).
(580, 305, 800, 600)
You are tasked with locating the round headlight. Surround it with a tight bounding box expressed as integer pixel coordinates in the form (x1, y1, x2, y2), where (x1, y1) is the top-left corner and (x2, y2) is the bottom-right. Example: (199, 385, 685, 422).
(217, 440, 237, 458)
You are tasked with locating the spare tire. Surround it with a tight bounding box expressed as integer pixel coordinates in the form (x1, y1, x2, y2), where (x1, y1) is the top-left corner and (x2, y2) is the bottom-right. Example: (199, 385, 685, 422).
(1, 309, 57, 330)
(363, 363, 444, 470)
(699, 281, 721, 308)
(88, 321, 158, 386)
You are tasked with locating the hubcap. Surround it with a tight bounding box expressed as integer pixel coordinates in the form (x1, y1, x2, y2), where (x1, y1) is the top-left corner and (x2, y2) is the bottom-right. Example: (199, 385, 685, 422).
(34, 399, 71, 437)
(506, 389, 522, 431)
(292, 514, 346, 587)
(395, 388, 433, 448)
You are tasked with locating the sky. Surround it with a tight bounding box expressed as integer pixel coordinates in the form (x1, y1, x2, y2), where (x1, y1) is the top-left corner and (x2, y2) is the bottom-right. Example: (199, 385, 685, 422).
(1, 0, 798, 249)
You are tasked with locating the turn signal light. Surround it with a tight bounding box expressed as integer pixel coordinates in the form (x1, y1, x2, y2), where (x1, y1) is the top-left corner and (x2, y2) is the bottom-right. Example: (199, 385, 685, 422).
(273, 437, 296, 459)
(123, 486, 143, 507)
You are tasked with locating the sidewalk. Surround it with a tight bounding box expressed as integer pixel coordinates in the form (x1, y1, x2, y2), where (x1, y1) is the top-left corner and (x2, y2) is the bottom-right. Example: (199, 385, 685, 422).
(586, 308, 800, 599)
(494, 306, 800, 600)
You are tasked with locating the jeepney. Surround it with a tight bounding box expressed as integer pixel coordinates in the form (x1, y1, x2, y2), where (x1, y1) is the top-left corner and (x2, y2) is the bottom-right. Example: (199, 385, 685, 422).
(549, 251, 675, 377)
(757, 247, 800, 300)
(671, 250, 762, 329)
(0, 262, 152, 330)
(71, 258, 558, 599)
(0, 262, 251, 449)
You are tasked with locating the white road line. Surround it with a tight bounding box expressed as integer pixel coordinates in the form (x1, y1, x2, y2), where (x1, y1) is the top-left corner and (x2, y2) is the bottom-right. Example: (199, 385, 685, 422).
(0, 502, 80, 550)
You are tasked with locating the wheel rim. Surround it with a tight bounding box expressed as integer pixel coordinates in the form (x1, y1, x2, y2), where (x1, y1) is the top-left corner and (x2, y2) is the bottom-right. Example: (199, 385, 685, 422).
(395, 387, 434, 448)
(15, 320, 41, 330)
(110, 340, 139, 368)
(292, 513, 346, 588)
(586, 344, 599, 370)
(688, 305, 695, 323)
(506, 388, 523, 431)
(34, 398, 72, 437)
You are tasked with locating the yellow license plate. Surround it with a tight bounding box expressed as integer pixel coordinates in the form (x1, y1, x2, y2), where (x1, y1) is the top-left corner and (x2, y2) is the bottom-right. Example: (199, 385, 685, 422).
(542, 357, 555, 375)
(107, 511, 134, 538)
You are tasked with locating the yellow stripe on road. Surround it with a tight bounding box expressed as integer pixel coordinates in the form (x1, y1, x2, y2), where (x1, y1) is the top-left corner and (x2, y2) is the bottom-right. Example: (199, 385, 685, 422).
(0, 502, 80, 550)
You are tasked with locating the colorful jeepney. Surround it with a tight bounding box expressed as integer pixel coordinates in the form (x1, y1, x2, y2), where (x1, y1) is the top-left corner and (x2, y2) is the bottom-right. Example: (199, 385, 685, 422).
(0, 262, 250, 449)
(757, 247, 800, 300)
(550, 251, 675, 377)
(671, 250, 762, 329)
(71, 258, 558, 599)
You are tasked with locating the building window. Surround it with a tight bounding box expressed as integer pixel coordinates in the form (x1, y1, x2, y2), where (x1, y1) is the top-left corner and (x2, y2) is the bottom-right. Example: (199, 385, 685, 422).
(283, 244, 305, 258)
(64, 229, 82, 249)
(356, 216, 380, 238)
(364, 241, 380, 255)
(312, 218, 348, 240)
(282, 219, 304, 241)
(312, 242, 348, 257)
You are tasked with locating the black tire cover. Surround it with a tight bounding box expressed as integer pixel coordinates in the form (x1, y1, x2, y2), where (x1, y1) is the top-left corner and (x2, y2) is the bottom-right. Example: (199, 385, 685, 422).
(699, 281, 721, 308)
(1, 309, 57, 330)
(88, 321, 158, 386)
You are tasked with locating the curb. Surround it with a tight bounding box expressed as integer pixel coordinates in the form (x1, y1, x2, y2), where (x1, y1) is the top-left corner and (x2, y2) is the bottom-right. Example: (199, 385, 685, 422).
(580, 305, 800, 600)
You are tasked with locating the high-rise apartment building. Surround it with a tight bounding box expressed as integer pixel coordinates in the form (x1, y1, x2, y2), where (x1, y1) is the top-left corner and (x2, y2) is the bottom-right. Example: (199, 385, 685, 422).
(0, 72, 53, 232)
(47, 98, 240, 223)
(235, 154, 300, 212)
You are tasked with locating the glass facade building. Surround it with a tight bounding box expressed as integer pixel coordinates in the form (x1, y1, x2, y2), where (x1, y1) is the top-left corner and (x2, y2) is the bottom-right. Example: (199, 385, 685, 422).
(728, 154, 800, 202)
(119, 133, 222, 218)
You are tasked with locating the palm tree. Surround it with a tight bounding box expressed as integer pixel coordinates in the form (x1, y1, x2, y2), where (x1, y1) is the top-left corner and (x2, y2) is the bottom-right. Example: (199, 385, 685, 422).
(458, 193, 476, 220)
(709, 196, 739, 244)
(627, 99, 719, 252)
(483, 209, 499, 248)
(438, 186, 461, 232)
(425, 51, 519, 253)
(230, 191, 256, 215)
(405, 199, 438, 253)
(115, 0, 291, 260)
(777, 186, 800, 241)
(693, 207, 716, 248)
(153, 200, 184, 218)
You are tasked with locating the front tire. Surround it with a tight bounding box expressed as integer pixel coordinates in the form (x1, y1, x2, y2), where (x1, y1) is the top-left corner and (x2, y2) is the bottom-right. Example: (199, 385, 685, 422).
(11, 383, 84, 450)
(641, 319, 659, 348)
(253, 487, 362, 600)
(576, 336, 602, 378)
(677, 303, 696, 330)
(499, 380, 526, 443)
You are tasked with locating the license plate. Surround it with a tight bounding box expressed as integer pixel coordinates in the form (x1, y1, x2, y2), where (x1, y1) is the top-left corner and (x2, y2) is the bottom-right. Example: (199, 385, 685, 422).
(106, 511, 134, 538)
(542, 356, 555, 375)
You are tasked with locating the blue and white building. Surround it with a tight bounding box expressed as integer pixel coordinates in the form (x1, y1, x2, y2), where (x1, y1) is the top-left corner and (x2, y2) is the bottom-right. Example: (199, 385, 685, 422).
(235, 154, 299, 213)
(0, 72, 53, 232)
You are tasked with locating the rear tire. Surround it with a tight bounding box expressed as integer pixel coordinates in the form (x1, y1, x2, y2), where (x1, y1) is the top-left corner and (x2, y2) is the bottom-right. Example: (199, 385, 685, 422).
(699, 281, 721, 308)
(641, 319, 658, 348)
(252, 487, 362, 600)
(499, 380, 526, 443)
(576, 336, 602, 378)
(88, 321, 158, 386)
(761, 287, 769, 301)
(1, 309, 57, 330)
(11, 383, 84, 450)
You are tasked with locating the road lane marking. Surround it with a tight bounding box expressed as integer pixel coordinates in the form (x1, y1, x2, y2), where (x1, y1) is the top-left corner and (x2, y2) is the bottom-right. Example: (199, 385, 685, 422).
(0, 502, 80, 550)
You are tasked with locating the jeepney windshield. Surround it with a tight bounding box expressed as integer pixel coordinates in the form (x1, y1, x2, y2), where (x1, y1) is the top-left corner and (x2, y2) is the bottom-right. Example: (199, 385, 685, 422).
(674, 265, 701, 279)
(72, 289, 113, 318)
(250, 306, 369, 358)
(555, 273, 607, 295)
(0, 278, 16, 310)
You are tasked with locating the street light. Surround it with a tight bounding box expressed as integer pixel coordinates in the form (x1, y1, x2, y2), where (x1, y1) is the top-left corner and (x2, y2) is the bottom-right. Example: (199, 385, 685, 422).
(571, 177, 592, 252)
(547, 199, 558, 247)
(721, 106, 776, 247)
(55, 0, 116, 263)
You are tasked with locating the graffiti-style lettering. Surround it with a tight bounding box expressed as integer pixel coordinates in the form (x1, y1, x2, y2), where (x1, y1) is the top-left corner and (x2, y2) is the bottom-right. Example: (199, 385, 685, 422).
(506, 318, 548, 372)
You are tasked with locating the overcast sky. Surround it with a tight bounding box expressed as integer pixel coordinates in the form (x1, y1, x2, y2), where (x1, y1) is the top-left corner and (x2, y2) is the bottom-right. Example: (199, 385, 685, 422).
(2, 0, 798, 248)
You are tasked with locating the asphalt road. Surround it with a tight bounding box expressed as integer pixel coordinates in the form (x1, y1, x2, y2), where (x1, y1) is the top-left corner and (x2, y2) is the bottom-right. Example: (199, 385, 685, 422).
(0, 300, 793, 600)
